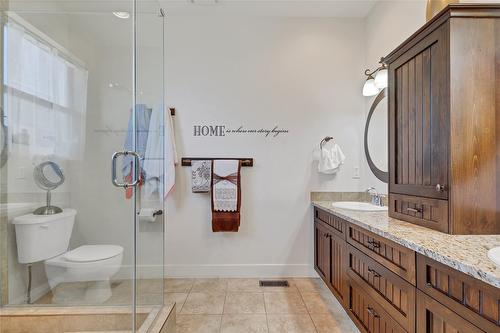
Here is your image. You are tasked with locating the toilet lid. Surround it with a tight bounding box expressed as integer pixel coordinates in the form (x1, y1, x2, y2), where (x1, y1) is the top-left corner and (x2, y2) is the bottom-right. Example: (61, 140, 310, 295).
(64, 245, 123, 262)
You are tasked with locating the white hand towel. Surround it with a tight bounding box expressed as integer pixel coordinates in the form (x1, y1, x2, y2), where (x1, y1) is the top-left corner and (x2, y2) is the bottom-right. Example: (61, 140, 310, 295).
(213, 160, 239, 212)
(318, 142, 346, 174)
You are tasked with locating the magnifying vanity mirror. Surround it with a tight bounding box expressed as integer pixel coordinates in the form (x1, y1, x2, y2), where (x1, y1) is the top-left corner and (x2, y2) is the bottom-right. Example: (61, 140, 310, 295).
(33, 161, 65, 215)
(364, 88, 388, 183)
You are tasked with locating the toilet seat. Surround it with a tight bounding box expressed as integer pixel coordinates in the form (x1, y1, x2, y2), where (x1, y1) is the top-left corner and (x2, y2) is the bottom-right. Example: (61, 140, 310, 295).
(64, 245, 123, 262)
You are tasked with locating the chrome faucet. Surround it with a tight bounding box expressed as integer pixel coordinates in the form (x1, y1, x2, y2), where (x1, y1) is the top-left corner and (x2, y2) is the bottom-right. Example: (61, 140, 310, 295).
(366, 187, 385, 207)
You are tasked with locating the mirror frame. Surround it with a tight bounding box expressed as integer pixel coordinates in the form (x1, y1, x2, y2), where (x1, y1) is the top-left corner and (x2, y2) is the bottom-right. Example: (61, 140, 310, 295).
(364, 88, 388, 183)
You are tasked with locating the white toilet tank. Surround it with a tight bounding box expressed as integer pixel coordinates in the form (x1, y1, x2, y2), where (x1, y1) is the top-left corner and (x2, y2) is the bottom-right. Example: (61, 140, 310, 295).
(12, 209, 77, 264)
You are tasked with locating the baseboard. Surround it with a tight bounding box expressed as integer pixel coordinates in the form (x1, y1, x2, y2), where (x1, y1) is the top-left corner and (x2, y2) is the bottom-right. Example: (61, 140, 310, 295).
(10, 282, 50, 305)
(164, 264, 317, 278)
(115, 264, 318, 280)
(115, 264, 165, 280)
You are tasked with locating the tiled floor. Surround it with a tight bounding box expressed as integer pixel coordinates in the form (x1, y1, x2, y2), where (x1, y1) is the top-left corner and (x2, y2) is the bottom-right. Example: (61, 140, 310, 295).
(36, 277, 359, 333)
(166, 278, 360, 333)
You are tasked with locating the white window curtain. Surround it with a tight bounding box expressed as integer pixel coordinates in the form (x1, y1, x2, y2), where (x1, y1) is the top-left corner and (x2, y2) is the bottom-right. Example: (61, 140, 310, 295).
(3, 18, 88, 160)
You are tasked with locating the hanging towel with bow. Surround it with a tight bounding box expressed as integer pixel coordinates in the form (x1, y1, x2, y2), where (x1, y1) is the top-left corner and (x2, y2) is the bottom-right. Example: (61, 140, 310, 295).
(211, 160, 241, 232)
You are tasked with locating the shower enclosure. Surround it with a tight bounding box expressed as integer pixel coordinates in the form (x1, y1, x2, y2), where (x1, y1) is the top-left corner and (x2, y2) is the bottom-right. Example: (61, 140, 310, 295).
(0, 0, 168, 332)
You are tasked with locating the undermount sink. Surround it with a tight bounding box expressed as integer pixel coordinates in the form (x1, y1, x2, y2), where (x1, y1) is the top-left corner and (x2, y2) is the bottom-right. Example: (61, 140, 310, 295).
(331, 201, 388, 212)
(487, 247, 500, 266)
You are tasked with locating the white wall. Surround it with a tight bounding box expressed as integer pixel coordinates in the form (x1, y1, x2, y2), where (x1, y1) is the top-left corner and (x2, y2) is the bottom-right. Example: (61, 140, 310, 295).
(2, 1, 435, 300)
(164, 16, 366, 277)
(362, 0, 427, 193)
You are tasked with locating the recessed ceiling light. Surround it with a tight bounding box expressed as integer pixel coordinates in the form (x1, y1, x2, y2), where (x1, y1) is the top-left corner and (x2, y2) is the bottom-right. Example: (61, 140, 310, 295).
(113, 11, 130, 19)
(189, 0, 218, 5)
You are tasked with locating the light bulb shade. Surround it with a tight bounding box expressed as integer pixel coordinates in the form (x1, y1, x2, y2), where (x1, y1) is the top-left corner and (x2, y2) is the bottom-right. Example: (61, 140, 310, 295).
(113, 11, 130, 19)
(374, 68, 388, 89)
(363, 78, 379, 96)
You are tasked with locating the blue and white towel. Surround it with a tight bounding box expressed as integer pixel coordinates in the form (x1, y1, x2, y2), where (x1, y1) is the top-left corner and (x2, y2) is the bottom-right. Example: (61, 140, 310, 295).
(122, 104, 152, 176)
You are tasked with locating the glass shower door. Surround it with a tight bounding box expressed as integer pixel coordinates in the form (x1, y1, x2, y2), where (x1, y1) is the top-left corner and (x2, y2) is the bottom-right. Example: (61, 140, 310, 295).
(134, 3, 166, 310)
(0, 0, 166, 332)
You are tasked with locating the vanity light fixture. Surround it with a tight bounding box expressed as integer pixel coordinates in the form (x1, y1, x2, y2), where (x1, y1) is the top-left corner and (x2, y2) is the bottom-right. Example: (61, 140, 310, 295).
(363, 58, 388, 96)
(113, 11, 130, 19)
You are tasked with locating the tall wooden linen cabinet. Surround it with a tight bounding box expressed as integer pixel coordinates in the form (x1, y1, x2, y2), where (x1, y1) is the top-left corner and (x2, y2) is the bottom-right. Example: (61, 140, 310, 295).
(385, 4, 500, 235)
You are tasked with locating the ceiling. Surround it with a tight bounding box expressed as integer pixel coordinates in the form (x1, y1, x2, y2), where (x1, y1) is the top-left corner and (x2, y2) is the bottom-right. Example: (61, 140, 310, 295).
(160, 0, 379, 18)
(8, 0, 380, 18)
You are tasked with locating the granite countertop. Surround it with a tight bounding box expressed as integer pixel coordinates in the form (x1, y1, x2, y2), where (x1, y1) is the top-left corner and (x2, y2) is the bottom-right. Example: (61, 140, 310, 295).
(312, 201, 500, 289)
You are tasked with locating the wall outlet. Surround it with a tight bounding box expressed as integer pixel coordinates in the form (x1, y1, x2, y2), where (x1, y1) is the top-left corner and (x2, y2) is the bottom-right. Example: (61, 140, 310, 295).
(16, 167, 25, 180)
(353, 166, 360, 179)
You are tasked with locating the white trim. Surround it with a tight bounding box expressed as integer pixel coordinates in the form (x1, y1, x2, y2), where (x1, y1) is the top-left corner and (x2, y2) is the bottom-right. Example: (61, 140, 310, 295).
(10, 282, 50, 305)
(113, 264, 318, 280)
(164, 264, 317, 278)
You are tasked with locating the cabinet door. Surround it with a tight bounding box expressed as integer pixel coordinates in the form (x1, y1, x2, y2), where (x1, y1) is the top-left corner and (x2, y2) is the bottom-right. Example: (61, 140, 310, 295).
(389, 22, 449, 200)
(329, 233, 347, 306)
(416, 291, 486, 333)
(314, 221, 330, 283)
(348, 280, 407, 333)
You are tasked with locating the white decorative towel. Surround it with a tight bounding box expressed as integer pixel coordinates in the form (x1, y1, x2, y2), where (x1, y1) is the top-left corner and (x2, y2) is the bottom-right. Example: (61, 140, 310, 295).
(317, 141, 346, 174)
(143, 105, 163, 200)
(192, 160, 211, 193)
(213, 160, 239, 212)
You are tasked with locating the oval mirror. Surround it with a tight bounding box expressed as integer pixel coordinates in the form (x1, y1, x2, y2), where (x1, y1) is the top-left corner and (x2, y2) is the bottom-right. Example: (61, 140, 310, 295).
(364, 88, 388, 183)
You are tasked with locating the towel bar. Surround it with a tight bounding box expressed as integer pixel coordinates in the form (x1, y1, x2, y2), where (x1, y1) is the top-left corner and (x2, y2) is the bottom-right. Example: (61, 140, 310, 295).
(181, 157, 253, 167)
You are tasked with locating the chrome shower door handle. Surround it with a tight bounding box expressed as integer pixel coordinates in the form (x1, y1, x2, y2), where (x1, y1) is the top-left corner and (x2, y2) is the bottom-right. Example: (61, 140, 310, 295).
(111, 151, 141, 188)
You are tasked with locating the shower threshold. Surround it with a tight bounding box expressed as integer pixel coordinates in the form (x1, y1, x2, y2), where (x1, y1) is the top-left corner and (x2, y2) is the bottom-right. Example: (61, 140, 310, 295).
(0, 303, 175, 333)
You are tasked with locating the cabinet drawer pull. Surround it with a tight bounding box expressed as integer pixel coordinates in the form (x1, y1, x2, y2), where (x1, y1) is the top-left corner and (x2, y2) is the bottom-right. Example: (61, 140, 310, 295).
(435, 184, 446, 192)
(368, 268, 381, 278)
(406, 207, 422, 213)
(366, 306, 380, 318)
(367, 240, 381, 249)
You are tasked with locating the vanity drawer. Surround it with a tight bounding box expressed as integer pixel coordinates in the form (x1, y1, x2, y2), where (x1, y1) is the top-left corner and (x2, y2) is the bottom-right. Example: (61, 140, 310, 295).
(347, 244, 415, 333)
(417, 255, 500, 333)
(314, 207, 346, 239)
(389, 194, 449, 233)
(347, 224, 416, 285)
(348, 279, 408, 333)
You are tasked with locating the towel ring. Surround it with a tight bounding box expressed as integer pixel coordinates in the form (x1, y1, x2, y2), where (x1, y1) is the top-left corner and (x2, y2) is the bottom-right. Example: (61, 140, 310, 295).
(320, 137, 334, 149)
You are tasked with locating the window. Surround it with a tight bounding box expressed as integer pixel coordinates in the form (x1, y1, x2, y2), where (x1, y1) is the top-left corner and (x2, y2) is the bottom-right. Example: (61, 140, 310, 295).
(3, 15, 88, 160)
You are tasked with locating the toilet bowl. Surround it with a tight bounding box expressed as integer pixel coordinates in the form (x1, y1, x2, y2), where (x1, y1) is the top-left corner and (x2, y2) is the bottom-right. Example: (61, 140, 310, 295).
(45, 245, 124, 303)
(12, 209, 124, 304)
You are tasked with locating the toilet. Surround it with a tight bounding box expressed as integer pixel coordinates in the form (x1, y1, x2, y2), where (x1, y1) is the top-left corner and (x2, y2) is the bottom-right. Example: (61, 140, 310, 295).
(12, 209, 123, 303)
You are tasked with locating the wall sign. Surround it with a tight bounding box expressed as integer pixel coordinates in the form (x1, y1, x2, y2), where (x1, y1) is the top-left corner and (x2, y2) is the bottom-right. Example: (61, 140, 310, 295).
(193, 125, 289, 138)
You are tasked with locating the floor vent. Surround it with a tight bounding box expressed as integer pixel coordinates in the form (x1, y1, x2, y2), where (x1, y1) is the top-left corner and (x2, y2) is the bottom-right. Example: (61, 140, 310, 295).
(259, 280, 289, 287)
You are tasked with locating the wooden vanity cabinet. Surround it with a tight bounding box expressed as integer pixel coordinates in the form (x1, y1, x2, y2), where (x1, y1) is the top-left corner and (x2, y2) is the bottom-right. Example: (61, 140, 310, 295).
(385, 4, 500, 235)
(313, 207, 500, 333)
